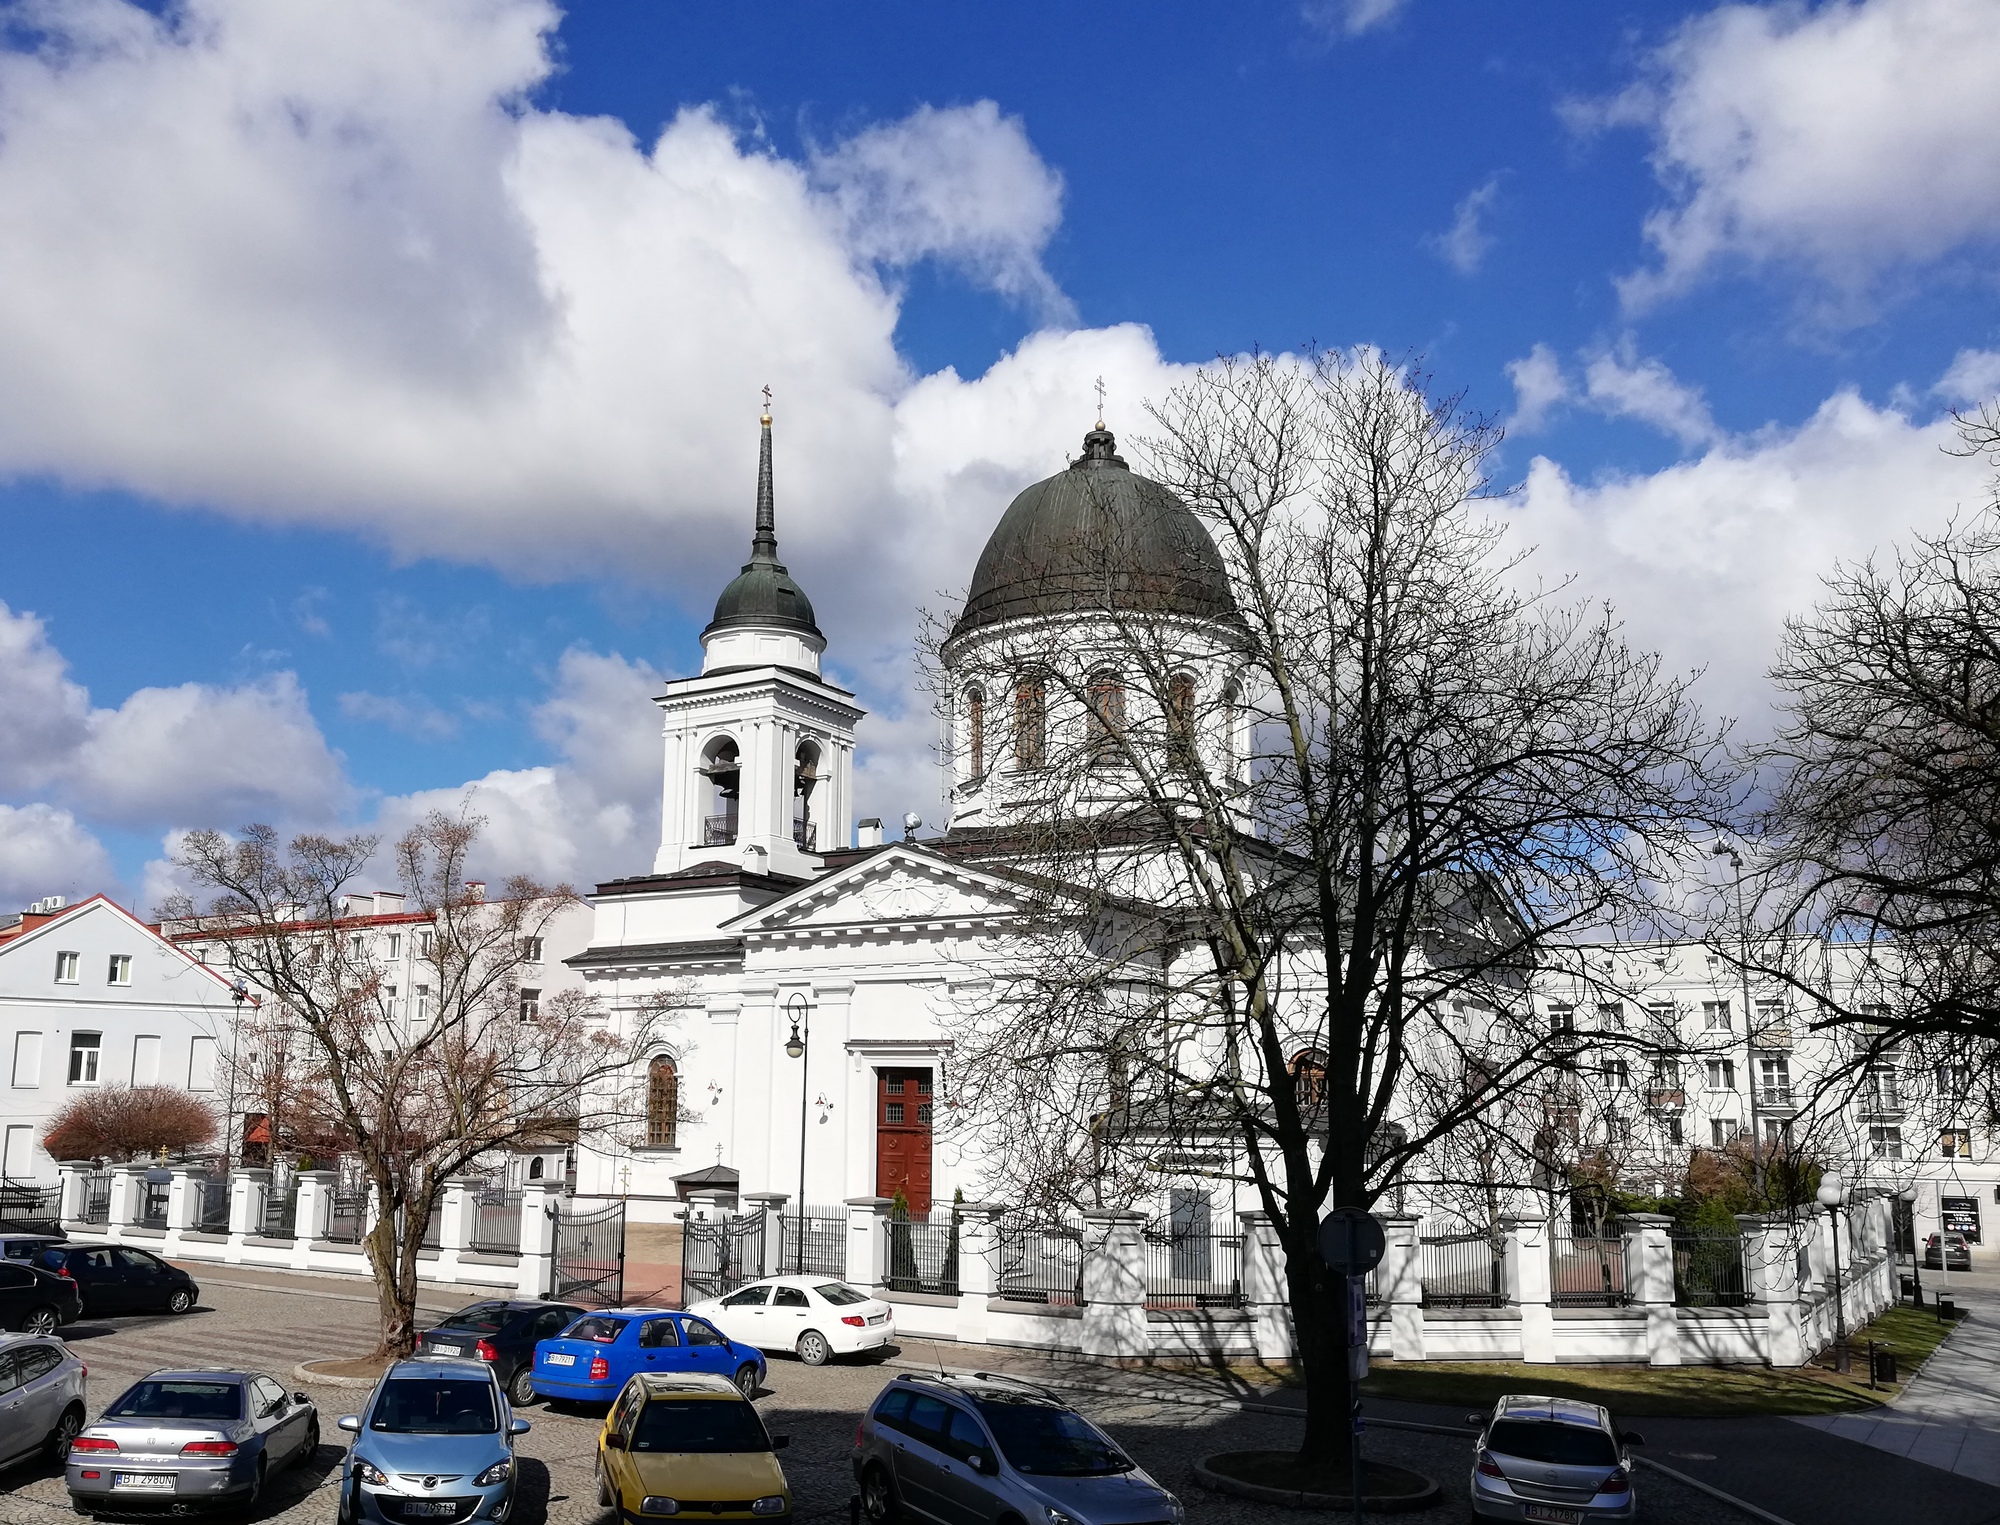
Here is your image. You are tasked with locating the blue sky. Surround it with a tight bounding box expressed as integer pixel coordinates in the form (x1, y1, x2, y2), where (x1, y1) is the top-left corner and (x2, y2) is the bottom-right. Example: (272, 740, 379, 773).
(0, 0, 1996, 907)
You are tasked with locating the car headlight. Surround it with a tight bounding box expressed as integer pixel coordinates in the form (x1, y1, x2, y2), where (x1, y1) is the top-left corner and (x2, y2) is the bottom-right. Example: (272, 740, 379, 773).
(750, 1499, 787, 1517)
(1043, 1509, 1080, 1525)
(351, 1459, 388, 1486)
(639, 1498, 680, 1516)
(474, 1460, 512, 1487)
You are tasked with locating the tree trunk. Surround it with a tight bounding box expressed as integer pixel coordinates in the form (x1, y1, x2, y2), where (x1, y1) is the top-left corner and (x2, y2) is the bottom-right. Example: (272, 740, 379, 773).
(1285, 1211, 1353, 1465)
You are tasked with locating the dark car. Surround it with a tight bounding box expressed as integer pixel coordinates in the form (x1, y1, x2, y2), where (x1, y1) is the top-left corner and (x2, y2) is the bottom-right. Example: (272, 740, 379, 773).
(415, 1300, 585, 1406)
(37, 1245, 198, 1317)
(0, 1258, 83, 1333)
(1923, 1232, 1974, 1271)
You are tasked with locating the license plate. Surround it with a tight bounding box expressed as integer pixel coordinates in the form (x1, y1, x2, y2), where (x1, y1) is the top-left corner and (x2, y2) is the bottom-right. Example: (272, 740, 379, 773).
(867, 1314, 887, 1325)
(112, 1475, 175, 1492)
(1522, 1508, 1580, 1524)
(431, 1343, 464, 1356)
(402, 1504, 455, 1518)
(545, 1352, 575, 1366)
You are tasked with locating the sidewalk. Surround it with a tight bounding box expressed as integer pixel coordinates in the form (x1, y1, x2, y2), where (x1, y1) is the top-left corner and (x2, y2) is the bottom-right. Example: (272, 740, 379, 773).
(1794, 1285, 2000, 1487)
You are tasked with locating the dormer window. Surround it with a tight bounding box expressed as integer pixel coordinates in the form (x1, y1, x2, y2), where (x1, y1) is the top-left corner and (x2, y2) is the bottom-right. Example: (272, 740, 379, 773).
(1014, 677, 1047, 770)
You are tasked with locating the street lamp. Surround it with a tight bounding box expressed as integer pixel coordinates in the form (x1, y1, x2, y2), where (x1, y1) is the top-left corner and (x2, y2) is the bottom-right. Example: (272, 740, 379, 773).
(1712, 841, 1765, 1202)
(1899, 1186, 1924, 1308)
(1818, 1169, 1849, 1373)
(784, 992, 809, 1274)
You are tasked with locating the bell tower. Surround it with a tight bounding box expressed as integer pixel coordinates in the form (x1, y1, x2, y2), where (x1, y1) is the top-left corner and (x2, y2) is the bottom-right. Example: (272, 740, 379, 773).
(653, 407, 863, 879)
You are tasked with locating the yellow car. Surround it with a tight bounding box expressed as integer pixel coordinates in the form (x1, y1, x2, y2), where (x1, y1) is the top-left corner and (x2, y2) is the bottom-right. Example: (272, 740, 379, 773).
(597, 1372, 792, 1520)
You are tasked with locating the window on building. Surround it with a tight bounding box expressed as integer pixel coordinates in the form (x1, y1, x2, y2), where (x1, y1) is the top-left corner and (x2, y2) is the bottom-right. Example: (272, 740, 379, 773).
(1757, 1055, 1792, 1106)
(1941, 1129, 1972, 1160)
(964, 686, 986, 778)
(384, 985, 399, 1021)
(1764, 1116, 1793, 1147)
(1705, 1058, 1736, 1091)
(520, 937, 544, 966)
(1167, 672, 1196, 747)
(1549, 1004, 1575, 1034)
(53, 951, 78, 984)
(132, 1034, 161, 1085)
(415, 985, 432, 1025)
(1869, 1125, 1904, 1160)
(1702, 1000, 1732, 1032)
(1597, 1002, 1625, 1029)
(647, 1056, 678, 1148)
(1603, 1057, 1630, 1089)
(528, 1156, 545, 1180)
(1864, 1064, 1901, 1112)
(10, 1032, 41, 1088)
(520, 989, 541, 1023)
(1085, 671, 1125, 765)
(387, 933, 402, 960)
(1710, 1118, 1736, 1146)
(1937, 1062, 1970, 1100)
(106, 954, 131, 986)
(1650, 1058, 1682, 1091)
(1666, 1115, 1684, 1146)
(1290, 1050, 1329, 1109)
(1607, 1113, 1632, 1146)
(348, 934, 366, 957)
(187, 1036, 216, 1093)
(1013, 677, 1047, 769)
(1753, 997, 1786, 1034)
(68, 1032, 102, 1086)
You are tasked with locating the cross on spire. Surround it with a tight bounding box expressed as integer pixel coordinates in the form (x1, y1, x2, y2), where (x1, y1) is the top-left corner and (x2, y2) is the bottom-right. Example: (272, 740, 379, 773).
(1093, 375, 1107, 428)
(761, 383, 773, 420)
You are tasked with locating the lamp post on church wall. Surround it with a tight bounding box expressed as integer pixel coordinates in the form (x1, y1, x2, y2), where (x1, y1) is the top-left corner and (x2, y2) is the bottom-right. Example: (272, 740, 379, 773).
(783, 993, 810, 1274)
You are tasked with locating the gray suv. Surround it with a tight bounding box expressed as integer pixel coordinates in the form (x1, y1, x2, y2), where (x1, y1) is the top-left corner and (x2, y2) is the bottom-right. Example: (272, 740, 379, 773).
(854, 1371, 1183, 1525)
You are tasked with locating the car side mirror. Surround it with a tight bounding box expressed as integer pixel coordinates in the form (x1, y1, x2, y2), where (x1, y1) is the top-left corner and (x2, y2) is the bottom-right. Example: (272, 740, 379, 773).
(971, 1452, 998, 1476)
(337, 1416, 361, 1433)
(603, 1432, 625, 1449)
(771, 1435, 790, 1450)
(1621, 1431, 1647, 1447)
(1465, 1414, 1485, 1429)
(509, 1418, 531, 1436)
(293, 1392, 311, 1406)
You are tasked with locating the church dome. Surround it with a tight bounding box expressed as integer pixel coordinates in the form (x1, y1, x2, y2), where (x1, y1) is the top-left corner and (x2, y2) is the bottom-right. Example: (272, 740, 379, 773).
(949, 427, 1239, 640)
(702, 413, 822, 641)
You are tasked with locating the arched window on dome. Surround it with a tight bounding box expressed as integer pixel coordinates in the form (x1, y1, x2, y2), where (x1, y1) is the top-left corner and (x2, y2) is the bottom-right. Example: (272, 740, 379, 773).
(647, 1056, 679, 1148)
(964, 685, 986, 780)
(698, 736, 740, 846)
(793, 738, 821, 852)
(1086, 670, 1126, 766)
(1290, 1049, 1329, 1113)
(1167, 673, 1197, 748)
(1014, 677, 1047, 770)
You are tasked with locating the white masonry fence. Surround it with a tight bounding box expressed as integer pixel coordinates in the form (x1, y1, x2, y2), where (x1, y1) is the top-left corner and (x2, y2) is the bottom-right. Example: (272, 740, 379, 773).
(57, 1161, 1896, 1368)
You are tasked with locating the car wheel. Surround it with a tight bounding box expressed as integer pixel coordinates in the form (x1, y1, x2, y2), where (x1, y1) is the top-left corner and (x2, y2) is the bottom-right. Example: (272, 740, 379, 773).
(509, 1365, 537, 1407)
(598, 1463, 613, 1508)
(45, 1404, 84, 1462)
(797, 1330, 832, 1367)
(298, 1418, 320, 1465)
(24, 1305, 61, 1336)
(860, 1463, 900, 1523)
(733, 1363, 760, 1398)
(166, 1287, 195, 1315)
(238, 1459, 266, 1515)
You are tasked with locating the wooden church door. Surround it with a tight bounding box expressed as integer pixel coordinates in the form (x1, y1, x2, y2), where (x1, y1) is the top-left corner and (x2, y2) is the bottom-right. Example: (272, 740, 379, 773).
(874, 1068, 933, 1214)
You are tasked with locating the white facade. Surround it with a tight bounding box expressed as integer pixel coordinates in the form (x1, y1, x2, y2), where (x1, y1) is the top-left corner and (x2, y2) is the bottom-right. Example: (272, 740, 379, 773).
(0, 896, 242, 1184)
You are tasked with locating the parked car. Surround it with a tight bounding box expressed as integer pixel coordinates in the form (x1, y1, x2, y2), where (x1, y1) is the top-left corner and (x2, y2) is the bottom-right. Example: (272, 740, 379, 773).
(335, 1357, 529, 1525)
(35, 1244, 198, 1317)
(0, 1231, 67, 1262)
(1467, 1394, 1643, 1522)
(66, 1368, 318, 1514)
(0, 1258, 83, 1333)
(1923, 1232, 1974, 1271)
(530, 1308, 766, 1404)
(596, 1372, 792, 1520)
(414, 1299, 586, 1406)
(688, 1276, 896, 1366)
(854, 1371, 1183, 1525)
(0, 1333, 87, 1472)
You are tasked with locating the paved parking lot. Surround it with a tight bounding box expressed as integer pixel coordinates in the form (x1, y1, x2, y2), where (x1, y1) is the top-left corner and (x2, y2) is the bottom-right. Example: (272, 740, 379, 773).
(0, 1275, 1751, 1523)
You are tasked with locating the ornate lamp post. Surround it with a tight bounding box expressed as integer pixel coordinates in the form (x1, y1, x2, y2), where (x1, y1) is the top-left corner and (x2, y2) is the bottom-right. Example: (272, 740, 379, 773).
(783, 993, 810, 1274)
(1819, 1169, 1849, 1372)
(1899, 1185, 1924, 1308)
(1712, 841, 1764, 1200)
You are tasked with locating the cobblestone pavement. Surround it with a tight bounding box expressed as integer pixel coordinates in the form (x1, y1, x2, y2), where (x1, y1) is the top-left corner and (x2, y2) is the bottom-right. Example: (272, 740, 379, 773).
(0, 1279, 1751, 1524)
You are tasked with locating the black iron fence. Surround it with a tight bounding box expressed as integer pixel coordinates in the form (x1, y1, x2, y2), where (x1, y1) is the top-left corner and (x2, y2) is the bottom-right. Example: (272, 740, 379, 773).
(1142, 1223, 1244, 1309)
(682, 1211, 765, 1301)
(141, 1176, 170, 1229)
(995, 1218, 1084, 1306)
(196, 1176, 232, 1232)
(0, 1181, 60, 1235)
(262, 1181, 299, 1241)
(320, 1192, 363, 1244)
(780, 1204, 848, 1278)
(554, 1198, 626, 1306)
(83, 1172, 110, 1225)
(884, 1211, 959, 1295)
(1551, 1226, 1630, 1307)
(470, 1187, 522, 1254)
(1672, 1230, 1747, 1307)
(1419, 1228, 1507, 1308)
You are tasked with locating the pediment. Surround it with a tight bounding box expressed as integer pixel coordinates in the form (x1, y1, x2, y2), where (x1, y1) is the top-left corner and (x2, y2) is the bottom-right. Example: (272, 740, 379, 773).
(725, 847, 1038, 936)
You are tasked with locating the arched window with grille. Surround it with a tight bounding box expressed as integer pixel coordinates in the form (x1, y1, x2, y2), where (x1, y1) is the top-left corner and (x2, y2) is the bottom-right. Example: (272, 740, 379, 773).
(1086, 670, 1125, 765)
(1014, 676, 1047, 769)
(965, 686, 986, 779)
(1290, 1049, 1329, 1110)
(1167, 672, 1196, 746)
(647, 1056, 679, 1148)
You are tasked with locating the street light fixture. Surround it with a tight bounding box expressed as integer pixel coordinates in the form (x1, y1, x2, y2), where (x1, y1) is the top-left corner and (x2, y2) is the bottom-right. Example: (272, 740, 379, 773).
(784, 992, 809, 1273)
(1818, 1168, 1849, 1372)
(1898, 1185, 1924, 1308)
(1712, 840, 1765, 1202)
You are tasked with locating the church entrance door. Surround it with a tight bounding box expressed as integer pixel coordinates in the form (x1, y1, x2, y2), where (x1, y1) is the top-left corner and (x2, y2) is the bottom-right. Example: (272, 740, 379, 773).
(874, 1068, 933, 1214)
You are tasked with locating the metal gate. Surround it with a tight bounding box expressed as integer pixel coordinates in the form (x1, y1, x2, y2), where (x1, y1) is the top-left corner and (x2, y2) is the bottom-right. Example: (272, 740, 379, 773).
(554, 1199, 626, 1307)
(681, 1211, 764, 1302)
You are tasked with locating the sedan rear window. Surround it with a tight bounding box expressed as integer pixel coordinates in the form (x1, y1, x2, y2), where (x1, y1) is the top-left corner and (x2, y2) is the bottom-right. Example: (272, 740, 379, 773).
(109, 1381, 242, 1421)
(977, 1401, 1133, 1477)
(566, 1317, 628, 1343)
(632, 1398, 771, 1454)
(371, 1379, 498, 1434)
(1488, 1421, 1618, 1468)
(814, 1283, 868, 1306)
(436, 1304, 510, 1333)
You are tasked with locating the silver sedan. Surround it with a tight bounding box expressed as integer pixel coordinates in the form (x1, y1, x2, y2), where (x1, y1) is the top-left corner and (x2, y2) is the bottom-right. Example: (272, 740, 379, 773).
(66, 1368, 320, 1514)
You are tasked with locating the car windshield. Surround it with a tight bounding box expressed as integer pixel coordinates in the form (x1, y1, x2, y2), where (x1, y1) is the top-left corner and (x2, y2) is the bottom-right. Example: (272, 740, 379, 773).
(371, 1379, 498, 1434)
(435, 1305, 510, 1333)
(814, 1283, 868, 1307)
(566, 1317, 628, 1343)
(631, 1399, 771, 1454)
(1489, 1421, 1618, 1468)
(109, 1381, 242, 1421)
(977, 1401, 1132, 1476)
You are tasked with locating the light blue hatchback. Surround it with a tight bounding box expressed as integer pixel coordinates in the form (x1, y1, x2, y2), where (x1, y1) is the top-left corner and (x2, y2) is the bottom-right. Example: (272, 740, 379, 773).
(336, 1358, 530, 1525)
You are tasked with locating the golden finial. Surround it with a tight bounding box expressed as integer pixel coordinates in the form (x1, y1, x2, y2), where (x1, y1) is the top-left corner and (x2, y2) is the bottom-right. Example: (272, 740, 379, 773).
(761, 383, 773, 425)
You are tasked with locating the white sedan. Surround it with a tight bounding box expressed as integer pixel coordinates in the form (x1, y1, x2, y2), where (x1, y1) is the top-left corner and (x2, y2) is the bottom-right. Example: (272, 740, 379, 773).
(687, 1276, 895, 1365)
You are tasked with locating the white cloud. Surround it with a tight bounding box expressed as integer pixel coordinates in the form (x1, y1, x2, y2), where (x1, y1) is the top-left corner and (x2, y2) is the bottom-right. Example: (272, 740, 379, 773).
(1580, 340, 1720, 448)
(0, 803, 116, 908)
(1303, 0, 1413, 39)
(339, 691, 460, 741)
(0, 601, 92, 792)
(1938, 348, 2000, 405)
(1427, 176, 1501, 275)
(1505, 343, 1571, 434)
(1579, 0, 2000, 310)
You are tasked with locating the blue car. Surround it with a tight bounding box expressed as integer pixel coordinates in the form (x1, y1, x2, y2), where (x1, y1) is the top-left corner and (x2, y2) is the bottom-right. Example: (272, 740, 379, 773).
(529, 1307, 766, 1403)
(335, 1357, 529, 1525)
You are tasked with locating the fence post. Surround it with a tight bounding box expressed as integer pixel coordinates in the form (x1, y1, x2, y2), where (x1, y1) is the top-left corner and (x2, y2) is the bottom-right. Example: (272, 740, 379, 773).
(1504, 1217, 1555, 1363)
(1238, 1211, 1294, 1362)
(1620, 1213, 1678, 1367)
(1378, 1214, 1424, 1361)
(227, 1168, 270, 1263)
(1079, 1209, 1148, 1360)
(107, 1164, 145, 1233)
(56, 1161, 92, 1227)
(292, 1170, 336, 1243)
(744, 1192, 790, 1278)
(438, 1177, 479, 1256)
(164, 1164, 202, 1245)
(952, 1201, 1005, 1346)
(1737, 1213, 1805, 1366)
(516, 1184, 556, 1297)
(845, 1196, 892, 1290)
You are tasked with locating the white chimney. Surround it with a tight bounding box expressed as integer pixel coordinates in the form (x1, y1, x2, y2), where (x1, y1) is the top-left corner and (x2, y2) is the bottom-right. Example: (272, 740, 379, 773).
(857, 818, 883, 849)
(373, 891, 406, 914)
(465, 881, 486, 902)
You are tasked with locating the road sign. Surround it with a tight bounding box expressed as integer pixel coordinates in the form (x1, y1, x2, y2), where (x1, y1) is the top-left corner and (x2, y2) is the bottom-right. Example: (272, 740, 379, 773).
(1317, 1207, 1387, 1274)
(1346, 1273, 1370, 1380)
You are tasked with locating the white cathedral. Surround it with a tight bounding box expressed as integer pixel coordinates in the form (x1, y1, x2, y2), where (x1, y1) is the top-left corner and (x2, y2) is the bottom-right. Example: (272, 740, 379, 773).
(567, 409, 1254, 1225)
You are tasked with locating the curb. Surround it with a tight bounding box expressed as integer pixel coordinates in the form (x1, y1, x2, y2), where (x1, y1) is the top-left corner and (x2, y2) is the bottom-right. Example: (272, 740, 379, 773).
(294, 1361, 382, 1390)
(1192, 1454, 1440, 1513)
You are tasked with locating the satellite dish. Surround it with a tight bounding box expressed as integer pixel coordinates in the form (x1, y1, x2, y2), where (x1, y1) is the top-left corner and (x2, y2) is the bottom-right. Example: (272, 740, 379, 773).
(902, 812, 923, 840)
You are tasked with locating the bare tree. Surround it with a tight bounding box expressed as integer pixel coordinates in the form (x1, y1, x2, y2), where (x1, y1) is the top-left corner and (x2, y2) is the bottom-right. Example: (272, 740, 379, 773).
(42, 1086, 217, 1163)
(162, 811, 678, 1356)
(927, 351, 1730, 1469)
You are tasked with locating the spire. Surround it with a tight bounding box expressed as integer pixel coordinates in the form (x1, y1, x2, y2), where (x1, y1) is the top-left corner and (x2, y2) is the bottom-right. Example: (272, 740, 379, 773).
(752, 389, 777, 562)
